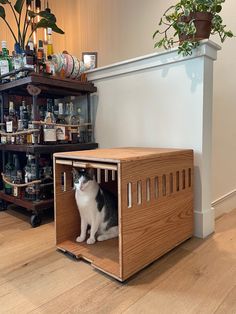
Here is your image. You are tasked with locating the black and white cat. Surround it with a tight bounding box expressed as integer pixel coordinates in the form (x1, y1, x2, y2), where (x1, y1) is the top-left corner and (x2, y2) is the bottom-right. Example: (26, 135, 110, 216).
(73, 168, 118, 245)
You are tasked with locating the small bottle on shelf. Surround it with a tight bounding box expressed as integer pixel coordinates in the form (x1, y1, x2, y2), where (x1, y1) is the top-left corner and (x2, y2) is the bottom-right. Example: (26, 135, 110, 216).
(5, 101, 18, 133)
(12, 43, 25, 80)
(46, 28, 54, 58)
(0, 40, 12, 82)
(4, 152, 14, 195)
(67, 100, 80, 144)
(36, 40, 45, 73)
(22, 100, 29, 130)
(56, 102, 68, 143)
(43, 99, 57, 144)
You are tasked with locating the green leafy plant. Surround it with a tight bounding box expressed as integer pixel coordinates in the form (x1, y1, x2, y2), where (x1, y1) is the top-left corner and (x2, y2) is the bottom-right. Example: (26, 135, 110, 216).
(153, 0, 234, 56)
(0, 0, 64, 50)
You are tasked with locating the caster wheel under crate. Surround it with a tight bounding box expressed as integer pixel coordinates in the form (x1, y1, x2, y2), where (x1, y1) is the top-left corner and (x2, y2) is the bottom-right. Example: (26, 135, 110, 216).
(30, 214, 42, 228)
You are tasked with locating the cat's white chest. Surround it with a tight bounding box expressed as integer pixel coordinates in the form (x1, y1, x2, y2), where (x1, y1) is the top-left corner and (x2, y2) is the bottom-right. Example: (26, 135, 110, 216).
(75, 188, 103, 225)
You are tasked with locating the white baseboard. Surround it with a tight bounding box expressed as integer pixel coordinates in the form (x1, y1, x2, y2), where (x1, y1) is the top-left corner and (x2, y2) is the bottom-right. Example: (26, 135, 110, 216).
(194, 208, 215, 238)
(212, 189, 236, 218)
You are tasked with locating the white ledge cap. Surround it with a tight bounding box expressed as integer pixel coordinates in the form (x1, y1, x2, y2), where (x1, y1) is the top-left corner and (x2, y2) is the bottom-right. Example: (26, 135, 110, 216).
(87, 40, 221, 82)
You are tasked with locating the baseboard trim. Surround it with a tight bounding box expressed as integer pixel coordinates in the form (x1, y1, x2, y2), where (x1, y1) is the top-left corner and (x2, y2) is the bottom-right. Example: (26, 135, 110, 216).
(194, 208, 215, 238)
(212, 189, 236, 218)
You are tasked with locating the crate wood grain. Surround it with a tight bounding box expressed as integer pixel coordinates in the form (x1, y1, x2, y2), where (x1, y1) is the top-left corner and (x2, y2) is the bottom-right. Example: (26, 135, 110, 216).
(54, 147, 194, 281)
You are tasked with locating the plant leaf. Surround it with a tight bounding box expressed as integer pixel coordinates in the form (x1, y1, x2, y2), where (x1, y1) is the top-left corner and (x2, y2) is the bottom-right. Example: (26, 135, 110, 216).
(0, 5, 6, 19)
(14, 0, 25, 14)
(50, 23, 64, 34)
(39, 10, 56, 23)
(35, 18, 64, 34)
(28, 10, 37, 18)
(0, 0, 8, 4)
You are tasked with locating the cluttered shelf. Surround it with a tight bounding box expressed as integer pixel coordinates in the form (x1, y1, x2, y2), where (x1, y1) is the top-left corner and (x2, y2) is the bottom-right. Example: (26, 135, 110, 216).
(0, 142, 98, 153)
(0, 190, 53, 211)
(0, 72, 97, 97)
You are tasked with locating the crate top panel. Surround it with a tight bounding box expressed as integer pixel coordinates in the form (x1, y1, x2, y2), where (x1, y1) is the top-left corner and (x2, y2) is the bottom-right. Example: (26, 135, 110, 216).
(54, 147, 193, 163)
(0, 73, 97, 97)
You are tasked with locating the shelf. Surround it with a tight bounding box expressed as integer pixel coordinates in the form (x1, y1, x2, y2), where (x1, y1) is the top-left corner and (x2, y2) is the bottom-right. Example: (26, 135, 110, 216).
(0, 142, 98, 154)
(0, 73, 97, 97)
(0, 190, 53, 211)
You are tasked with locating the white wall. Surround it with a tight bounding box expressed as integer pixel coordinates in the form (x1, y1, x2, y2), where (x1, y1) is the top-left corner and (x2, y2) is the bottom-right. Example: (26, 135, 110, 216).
(76, 0, 236, 217)
(87, 42, 220, 238)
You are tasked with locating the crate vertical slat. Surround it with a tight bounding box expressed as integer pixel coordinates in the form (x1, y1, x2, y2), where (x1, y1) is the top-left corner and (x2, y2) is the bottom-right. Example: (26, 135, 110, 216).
(54, 162, 81, 244)
(54, 148, 194, 281)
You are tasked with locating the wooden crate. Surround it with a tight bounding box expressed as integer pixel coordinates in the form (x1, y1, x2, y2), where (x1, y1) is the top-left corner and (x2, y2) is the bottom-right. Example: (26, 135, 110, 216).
(53, 147, 194, 281)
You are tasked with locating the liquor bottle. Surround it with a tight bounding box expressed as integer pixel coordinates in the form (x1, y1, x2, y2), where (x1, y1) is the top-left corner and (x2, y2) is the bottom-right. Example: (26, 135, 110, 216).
(67, 101, 80, 143)
(0, 41, 12, 82)
(27, 104, 33, 144)
(24, 37, 35, 70)
(56, 102, 68, 143)
(11, 154, 21, 196)
(12, 43, 24, 80)
(43, 99, 57, 144)
(22, 100, 29, 130)
(4, 152, 14, 195)
(24, 154, 37, 183)
(46, 28, 54, 57)
(36, 40, 45, 73)
(24, 154, 38, 201)
(5, 101, 18, 134)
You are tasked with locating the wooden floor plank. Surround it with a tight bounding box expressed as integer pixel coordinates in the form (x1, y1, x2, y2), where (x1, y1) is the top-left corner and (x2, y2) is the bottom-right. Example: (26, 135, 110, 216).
(0, 208, 236, 314)
(214, 286, 236, 314)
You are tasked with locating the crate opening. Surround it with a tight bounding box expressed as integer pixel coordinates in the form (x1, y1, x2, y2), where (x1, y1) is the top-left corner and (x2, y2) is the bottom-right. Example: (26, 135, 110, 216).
(56, 162, 120, 278)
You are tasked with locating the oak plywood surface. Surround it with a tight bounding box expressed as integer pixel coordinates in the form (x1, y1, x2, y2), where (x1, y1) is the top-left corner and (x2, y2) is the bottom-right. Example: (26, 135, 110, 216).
(54, 147, 192, 163)
(54, 148, 193, 280)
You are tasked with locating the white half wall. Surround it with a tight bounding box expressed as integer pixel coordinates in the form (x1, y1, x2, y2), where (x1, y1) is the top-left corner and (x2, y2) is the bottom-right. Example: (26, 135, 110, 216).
(87, 40, 221, 238)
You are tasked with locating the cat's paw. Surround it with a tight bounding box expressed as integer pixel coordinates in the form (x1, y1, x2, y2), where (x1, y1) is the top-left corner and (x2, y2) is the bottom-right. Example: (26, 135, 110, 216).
(76, 235, 86, 243)
(87, 237, 96, 245)
(97, 235, 106, 241)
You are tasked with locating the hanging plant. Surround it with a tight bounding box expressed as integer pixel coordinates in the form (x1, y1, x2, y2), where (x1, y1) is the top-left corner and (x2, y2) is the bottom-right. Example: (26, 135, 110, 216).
(153, 0, 234, 56)
(0, 0, 64, 50)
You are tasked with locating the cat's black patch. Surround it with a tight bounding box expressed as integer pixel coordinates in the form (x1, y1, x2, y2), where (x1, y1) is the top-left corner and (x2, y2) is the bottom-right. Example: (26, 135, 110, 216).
(95, 188, 104, 212)
(103, 189, 118, 230)
(95, 188, 118, 229)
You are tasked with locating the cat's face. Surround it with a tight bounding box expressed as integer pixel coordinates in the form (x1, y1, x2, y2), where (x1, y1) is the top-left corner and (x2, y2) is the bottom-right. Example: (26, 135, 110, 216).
(73, 168, 94, 191)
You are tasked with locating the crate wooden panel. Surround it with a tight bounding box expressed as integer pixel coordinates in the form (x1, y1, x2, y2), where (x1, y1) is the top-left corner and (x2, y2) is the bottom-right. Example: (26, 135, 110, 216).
(54, 147, 194, 281)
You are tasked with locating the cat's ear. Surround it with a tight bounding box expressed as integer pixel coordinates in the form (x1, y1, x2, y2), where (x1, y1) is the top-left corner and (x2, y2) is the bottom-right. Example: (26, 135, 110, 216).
(72, 168, 79, 177)
(87, 168, 95, 179)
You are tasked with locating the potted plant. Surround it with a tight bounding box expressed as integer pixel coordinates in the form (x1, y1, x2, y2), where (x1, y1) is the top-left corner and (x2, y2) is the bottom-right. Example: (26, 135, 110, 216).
(153, 0, 234, 56)
(0, 0, 64, 52)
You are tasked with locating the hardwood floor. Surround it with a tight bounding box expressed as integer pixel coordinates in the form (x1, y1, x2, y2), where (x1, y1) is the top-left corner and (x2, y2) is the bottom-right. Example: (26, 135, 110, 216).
(0, 207, 236, 314)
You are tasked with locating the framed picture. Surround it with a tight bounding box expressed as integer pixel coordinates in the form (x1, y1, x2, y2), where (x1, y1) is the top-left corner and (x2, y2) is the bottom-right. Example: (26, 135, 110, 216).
(82, 52, 98, 70)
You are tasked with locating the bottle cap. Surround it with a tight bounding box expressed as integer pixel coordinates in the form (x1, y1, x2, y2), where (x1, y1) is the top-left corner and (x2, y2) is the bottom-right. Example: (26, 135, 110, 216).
(47, 27, 52, 35)
(1, 40, 7, 48)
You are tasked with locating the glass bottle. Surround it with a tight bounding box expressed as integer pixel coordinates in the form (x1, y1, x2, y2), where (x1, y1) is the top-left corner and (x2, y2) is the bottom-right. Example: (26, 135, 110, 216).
(43, 99, 57, 144)
(36, 39, 45, 73)
(56, 102, 68, 143)
(13, 43, 24, 80)
(22, 100, 29, 130)
(24, 37, 35, 70)
(6, 101, 18, 134)
(0, 41, 12, 82)
(4, 152, 14, 195)
(46, 28, 54, 57)
(68, 101, 80, 144)
(27, 104, 33, 144)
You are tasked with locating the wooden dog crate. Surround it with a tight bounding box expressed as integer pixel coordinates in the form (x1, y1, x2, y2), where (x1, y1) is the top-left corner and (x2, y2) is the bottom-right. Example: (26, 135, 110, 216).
(54, 147, 194, 281)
